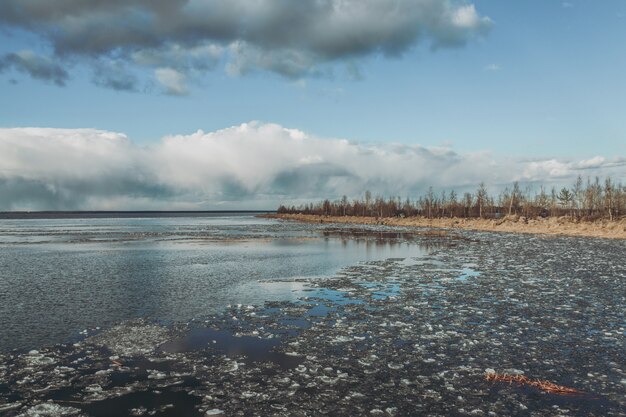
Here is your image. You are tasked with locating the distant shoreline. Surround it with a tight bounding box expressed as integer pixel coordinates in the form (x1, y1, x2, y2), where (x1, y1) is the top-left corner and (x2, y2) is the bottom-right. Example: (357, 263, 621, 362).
(262, 213, 626, 240)
(0, 210, 275, 219)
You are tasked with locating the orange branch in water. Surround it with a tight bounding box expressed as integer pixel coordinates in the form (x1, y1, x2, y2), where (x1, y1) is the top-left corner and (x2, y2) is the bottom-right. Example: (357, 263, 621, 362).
(485, 373, 584, 395)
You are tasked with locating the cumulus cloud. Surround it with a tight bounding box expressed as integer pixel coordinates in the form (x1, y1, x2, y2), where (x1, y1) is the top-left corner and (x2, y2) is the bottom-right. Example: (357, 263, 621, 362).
(155, 67, 189, 95)
(0, 50, 68, 86)
(0, 123, 623, 210)
(0, 0, 491, 88)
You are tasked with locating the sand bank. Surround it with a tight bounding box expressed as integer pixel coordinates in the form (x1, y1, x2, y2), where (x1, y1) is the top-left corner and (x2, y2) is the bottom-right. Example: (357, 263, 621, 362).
(263, 213, 626, 239)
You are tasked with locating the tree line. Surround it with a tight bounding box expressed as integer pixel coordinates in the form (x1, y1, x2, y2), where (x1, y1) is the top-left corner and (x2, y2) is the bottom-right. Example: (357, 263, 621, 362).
(277, 176, 625, 221)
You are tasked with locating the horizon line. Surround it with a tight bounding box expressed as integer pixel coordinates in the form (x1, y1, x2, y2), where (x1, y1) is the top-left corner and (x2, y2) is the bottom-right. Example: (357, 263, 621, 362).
(0, 210, 276, 219)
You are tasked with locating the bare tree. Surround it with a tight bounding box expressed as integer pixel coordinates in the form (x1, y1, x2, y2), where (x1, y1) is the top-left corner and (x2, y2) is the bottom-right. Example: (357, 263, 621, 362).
(426, 187, 435, 218)
(604, 177, 614, 220)
(476, 182, 488, 218)
(463, 192, 473, 218)
(508, 182, 521, 216)
(340, 195, 348, 216)
(572, 176, 583, 218)
(277, 176, 623, 222)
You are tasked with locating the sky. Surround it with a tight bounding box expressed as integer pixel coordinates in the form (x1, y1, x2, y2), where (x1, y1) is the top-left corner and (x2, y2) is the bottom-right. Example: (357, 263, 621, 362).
(0, 0, 625, 210)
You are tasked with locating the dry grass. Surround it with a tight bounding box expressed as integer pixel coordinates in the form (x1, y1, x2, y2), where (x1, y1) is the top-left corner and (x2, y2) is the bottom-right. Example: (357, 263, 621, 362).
(264, 213, 626, 239)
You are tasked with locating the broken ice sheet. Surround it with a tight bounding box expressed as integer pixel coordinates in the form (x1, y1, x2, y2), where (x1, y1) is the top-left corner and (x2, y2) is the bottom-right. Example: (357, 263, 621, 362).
(1, 229, 625, 416)
(85, 321, 173, 357)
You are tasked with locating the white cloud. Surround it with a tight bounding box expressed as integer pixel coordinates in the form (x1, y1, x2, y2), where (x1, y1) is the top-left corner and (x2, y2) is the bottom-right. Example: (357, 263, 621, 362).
(452, 5, 488, 29)
(484, 63, 500, 72)
(521, 159, 570, 179)
(0, 123, 623, 210)
(155, 67, 189, 96)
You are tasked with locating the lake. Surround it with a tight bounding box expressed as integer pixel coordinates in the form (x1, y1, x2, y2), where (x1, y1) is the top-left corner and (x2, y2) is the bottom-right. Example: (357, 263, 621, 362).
(0, 213, 429, 352)
(1, 213, 624, 417)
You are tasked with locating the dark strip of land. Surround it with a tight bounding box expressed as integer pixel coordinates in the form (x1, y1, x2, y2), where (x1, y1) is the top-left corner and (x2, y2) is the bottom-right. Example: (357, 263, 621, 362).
(0, 211, 275, 219)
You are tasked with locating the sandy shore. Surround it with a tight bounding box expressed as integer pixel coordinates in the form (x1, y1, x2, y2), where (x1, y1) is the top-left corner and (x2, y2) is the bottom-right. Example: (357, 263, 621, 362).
(263, 213, 626, 239)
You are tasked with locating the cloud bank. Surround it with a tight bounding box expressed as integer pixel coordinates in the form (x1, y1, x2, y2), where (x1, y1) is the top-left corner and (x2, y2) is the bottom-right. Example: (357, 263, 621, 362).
(0, 0, 491, 90)
(0, 123, 623, 210)
(0, 50, 68, 86)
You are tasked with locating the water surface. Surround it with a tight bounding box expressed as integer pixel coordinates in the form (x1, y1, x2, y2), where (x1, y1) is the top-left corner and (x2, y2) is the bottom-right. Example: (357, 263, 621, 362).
(0, 214, 430, 351)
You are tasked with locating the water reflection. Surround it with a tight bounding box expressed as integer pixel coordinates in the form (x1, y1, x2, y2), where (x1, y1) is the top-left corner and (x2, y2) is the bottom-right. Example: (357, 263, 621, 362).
(321, 228, 420, 241)
(159, 328, 303, 369)
(0, 215, 444, 351)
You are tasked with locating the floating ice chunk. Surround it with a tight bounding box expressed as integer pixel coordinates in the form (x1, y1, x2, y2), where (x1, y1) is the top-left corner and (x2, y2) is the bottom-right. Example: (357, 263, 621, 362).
(24, 353, 56, 366)
(147, 370, 167, 380)
(318, 375, 338, 384)
(332, 336, 352, 343)
(504, 369, 524, 375)
(17, 403, 81, 417)
(85, 384, 103, 393)
(0, 403, 22, 413)
(224, 360, 240, 372)
(130, 406, 147, 416)
(87, 322, 170, 356)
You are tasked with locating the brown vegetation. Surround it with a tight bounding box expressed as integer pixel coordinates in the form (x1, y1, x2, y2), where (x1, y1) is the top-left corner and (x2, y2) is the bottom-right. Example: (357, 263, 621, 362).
(278, 176, 625, 221)
(485, 373, 584, 396)
(265, 213, 626, 239)
(269, 176, 626, 239)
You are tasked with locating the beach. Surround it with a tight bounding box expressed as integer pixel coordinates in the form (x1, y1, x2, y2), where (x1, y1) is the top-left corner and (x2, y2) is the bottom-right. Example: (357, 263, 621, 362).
(264, 213, 626, 240)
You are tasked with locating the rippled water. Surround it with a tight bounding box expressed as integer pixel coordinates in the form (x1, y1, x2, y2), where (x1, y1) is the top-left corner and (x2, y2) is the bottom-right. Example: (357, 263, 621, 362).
(0, 214, 432, 352)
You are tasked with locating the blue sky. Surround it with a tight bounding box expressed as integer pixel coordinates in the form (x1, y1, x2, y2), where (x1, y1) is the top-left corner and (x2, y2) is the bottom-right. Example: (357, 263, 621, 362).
(0, 1, 625, 209)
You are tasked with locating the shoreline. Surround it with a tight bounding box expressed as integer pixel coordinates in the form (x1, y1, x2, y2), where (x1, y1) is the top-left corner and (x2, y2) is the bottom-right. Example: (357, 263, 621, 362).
(262, 213, 626, 240)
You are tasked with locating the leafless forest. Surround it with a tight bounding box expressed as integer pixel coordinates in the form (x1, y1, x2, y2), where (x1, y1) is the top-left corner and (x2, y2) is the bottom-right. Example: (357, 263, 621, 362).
(278, 176, 625, 220)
